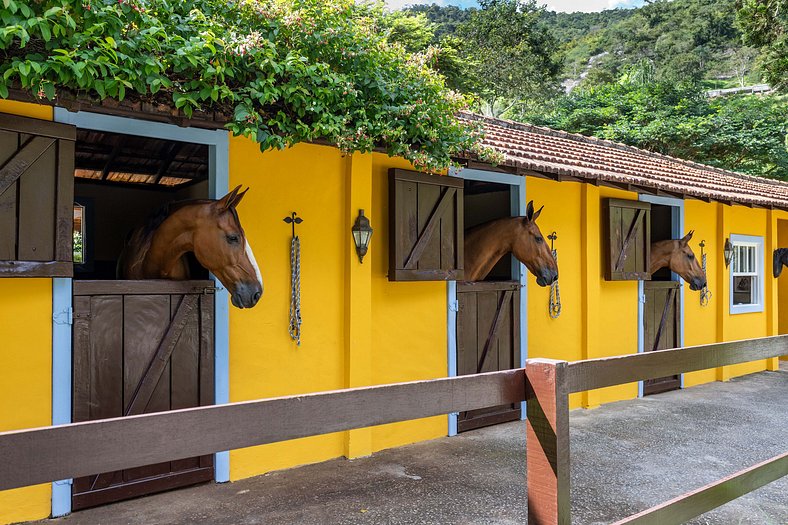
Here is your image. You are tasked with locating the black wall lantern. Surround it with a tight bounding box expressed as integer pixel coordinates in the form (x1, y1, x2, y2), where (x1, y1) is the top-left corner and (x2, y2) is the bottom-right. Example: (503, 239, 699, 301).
(724, 238, 734, 268)
(352, 209, 373, 263)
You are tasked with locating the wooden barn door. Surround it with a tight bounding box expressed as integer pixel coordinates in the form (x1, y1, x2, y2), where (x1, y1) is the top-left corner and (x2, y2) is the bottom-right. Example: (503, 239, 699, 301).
(457, 281, 521, 431)
(72, 280, 215, 510)
(643, 281, 681, 395)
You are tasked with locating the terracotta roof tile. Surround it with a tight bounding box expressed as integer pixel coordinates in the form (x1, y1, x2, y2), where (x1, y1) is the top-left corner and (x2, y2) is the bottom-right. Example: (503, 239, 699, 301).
(460, 112, 788, 210)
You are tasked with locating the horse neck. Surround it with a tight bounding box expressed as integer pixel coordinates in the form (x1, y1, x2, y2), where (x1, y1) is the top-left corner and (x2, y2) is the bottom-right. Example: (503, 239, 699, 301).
(465, 218, 518, 281)
(650, 240, 676, 274)
(143, 210, 196, 279)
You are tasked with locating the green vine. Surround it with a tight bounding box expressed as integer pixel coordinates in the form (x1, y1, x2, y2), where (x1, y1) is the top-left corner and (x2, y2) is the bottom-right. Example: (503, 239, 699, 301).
(0, 0, 493, 171)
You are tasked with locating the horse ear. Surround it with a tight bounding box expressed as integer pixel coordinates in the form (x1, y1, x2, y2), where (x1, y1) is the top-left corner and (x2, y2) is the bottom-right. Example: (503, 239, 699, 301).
(216, 185, 242, 211)
(531, 205, 544, 222)
(526, 200, 535, 221)
(231, 187, 249, 208)
(681, 230, 694, 245)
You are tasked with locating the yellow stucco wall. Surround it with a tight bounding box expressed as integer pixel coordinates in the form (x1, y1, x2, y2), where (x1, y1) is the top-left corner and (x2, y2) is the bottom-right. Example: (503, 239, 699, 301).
(525, 179, 640, 408)
(779, 217, 788, 344)
(527, 180, 777, 406)
(227, 141, 446, 481)
(0, 279, 52, 523)
(369, 153, 447, 451)
(0, 100, 53, 525)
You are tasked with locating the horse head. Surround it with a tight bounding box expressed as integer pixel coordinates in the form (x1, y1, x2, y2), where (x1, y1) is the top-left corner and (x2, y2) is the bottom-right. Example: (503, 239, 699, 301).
(512, 201, 559, 287)
(774, 248, 788, 278)
(193, 186, 263, 309)
(653, 231, 706, 291)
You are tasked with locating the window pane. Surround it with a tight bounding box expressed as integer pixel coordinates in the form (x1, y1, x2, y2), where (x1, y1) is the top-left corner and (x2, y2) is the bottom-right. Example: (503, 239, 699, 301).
(73, 203, 84, 264)
(733, 275, 754, 305)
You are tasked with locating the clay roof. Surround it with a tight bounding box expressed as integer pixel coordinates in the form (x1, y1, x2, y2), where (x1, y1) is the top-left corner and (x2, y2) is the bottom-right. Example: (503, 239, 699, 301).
(460, 112, 788, 211)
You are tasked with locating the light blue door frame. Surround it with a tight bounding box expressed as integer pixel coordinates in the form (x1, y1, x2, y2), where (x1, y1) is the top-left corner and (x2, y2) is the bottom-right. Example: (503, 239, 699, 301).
(637, 194, 685, 397)
(447, 168, 527, 436)
(51, 109, 231, 517)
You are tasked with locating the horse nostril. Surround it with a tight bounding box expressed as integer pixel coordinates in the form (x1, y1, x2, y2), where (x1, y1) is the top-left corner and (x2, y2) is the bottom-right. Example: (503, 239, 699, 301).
(253, 291, 261, 303)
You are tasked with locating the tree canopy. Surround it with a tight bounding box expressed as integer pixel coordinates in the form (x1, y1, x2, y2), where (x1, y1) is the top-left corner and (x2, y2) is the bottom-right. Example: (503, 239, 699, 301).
(519, 78, 788, 180)
(0, 0, 497, 172)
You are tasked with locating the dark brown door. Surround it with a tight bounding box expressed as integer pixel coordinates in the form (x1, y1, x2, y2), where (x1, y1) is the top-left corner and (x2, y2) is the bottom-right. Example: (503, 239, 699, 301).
(72, 280, 215, 510)
(457, 281, 521, 431)
(643, 281, 681, 395)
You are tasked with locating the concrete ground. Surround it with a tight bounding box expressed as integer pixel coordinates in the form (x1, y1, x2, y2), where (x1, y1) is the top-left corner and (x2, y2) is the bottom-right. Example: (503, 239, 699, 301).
(36, 368, 786, 525)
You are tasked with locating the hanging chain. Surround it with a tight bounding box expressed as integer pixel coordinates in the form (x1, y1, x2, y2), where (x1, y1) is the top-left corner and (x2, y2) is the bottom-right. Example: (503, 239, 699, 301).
(288, 235, 302, 345)
(699, 240, 711, 307)
(548, 232, 561, 319)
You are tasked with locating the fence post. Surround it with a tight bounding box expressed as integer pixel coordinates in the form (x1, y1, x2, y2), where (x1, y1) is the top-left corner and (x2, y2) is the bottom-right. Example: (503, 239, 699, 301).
(526, 358, 570, 525)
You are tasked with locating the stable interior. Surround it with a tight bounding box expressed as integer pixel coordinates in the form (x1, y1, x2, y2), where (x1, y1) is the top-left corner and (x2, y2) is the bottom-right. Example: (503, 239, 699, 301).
(464, 179, 515, 281)
(72, 129, 210, 279)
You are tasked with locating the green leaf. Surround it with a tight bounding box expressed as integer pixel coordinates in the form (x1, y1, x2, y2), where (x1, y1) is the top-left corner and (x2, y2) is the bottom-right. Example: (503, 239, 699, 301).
(39, 23, 51, 42)
(42, 82, 55, 100)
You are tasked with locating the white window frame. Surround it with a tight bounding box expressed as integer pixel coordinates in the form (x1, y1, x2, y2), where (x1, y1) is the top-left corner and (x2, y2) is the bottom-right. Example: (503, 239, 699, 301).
(729, 234, 764, 315)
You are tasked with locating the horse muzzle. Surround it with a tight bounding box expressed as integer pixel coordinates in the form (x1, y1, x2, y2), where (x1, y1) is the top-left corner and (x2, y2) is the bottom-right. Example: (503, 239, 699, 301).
(231, 281, 263, 309)
(689, 277, 706, 292)
(536, 269, 559, 288)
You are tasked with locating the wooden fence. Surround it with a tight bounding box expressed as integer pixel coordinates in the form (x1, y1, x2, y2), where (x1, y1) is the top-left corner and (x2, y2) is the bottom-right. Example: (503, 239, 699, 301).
(0, 336, 786, 524)
(526, 336, 788, 524)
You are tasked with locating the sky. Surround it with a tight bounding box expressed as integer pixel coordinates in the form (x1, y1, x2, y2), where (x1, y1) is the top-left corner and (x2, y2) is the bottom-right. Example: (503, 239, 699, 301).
(384, 0, 647, 13)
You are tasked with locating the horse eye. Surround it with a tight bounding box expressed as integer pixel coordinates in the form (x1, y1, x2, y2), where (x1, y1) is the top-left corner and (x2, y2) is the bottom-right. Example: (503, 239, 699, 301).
(687, 253, 694, 260)
(226, 234, 240, 244)
(535, 236, 544, 243)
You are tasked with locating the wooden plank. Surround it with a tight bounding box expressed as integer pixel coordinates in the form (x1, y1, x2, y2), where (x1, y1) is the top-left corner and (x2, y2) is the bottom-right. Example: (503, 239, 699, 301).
(476, 290, 497, 374)
(0, 131, 18, 259)
(0, 368, 526, 491)
(404, 187, 456, 269)
(390, 168, 464, 188)
(17, 137, 56, 261)
(0, 260, 72, 276)
(74, 280, 213, 296)
(613, 452, 788, 525)
(71, 296, 92, 423)
(415, 182, 441, 270)
(0, 112, 76, 141)
(457, 290, 478, 376)
(457, 281, 520, 293)
(0, 135, 56, 197)
(526, 359, 570, 525)
(198, 292, 215, 408)
(124, 295, 198, 416)
(76, 294, 124, 493)
(55, 138, 75, 262)
(393, 178, 418, 270)
(567, 335, 788, 394)
(477, 290, 513, 374)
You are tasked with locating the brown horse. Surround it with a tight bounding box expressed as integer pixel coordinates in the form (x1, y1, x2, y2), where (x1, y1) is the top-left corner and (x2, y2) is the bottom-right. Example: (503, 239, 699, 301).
(650, 231, 706, 291)
(774, 248, 788, 278)
(118, 185, 263, 309)
(464, 201, 559, 285)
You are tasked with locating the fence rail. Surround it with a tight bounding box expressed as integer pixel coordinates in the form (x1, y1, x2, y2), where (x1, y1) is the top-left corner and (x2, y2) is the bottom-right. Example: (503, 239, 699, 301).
(526, 334, 788, 524)
(0, 335, 785, 524)
(0, 368, 524, 491)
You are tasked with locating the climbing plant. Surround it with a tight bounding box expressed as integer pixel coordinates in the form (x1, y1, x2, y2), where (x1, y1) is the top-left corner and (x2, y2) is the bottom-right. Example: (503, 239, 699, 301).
(0, 0, 493, 171)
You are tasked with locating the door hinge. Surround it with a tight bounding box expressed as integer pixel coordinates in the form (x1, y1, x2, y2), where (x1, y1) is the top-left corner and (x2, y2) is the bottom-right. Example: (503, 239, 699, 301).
(640, 294, 647, 304)
(193, 286, 218, 295)
(449, 300, 460, 312)
(53, 307, 73, 325)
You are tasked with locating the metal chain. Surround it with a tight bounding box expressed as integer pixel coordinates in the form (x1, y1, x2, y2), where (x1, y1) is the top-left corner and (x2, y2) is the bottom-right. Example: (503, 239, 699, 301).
(549, 248, 562, 319)
(288, 235, 302, 346)
(700, 249, 712, 307)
